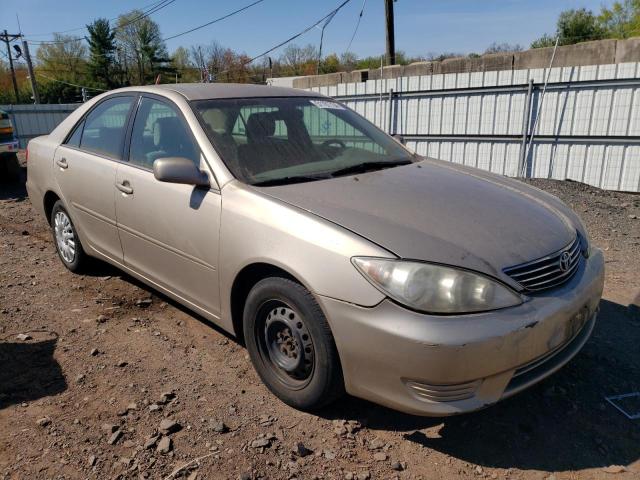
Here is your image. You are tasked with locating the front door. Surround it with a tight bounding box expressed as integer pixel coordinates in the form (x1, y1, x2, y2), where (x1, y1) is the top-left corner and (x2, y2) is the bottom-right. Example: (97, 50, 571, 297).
(115, 96, 222, 318)
(53, 95, 135, 262)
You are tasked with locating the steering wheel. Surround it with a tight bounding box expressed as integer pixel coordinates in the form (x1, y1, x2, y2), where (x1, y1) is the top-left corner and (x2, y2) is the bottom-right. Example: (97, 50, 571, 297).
(321, 139, 346, 149)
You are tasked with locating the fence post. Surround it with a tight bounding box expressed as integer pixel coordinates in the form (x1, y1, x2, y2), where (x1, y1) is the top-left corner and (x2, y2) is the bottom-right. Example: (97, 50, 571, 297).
(518, 79, 534, 178)
(387, 88, 394, 134)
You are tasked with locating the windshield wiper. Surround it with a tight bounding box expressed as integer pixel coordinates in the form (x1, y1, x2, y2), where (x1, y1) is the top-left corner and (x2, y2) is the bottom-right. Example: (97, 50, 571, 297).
(329, 159, 413, 178)
(252, 174, 331, 187)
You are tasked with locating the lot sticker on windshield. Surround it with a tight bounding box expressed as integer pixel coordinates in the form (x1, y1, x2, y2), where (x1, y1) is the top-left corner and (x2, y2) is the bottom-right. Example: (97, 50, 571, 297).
(310, 100, 345, 110)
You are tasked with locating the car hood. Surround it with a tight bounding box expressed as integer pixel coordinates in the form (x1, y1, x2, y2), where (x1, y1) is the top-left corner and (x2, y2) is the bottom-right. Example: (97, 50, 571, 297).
(257, 158, 580, 284)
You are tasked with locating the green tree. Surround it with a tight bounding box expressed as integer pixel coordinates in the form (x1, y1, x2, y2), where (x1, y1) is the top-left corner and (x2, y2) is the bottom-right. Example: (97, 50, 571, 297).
(599, 0, 640, 38)
(87, 18, 118, 89)
(115, 10, 170, 85)
(531, 8, 606, 48)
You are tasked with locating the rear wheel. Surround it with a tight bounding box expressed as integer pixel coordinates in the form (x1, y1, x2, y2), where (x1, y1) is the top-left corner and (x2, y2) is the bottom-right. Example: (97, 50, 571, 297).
(0, 153, 21, 184)
(51, 201, 87, 272)
(243, 277, 344, 411)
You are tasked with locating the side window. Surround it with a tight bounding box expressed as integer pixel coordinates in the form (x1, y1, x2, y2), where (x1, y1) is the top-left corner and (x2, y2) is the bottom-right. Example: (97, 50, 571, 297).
(129, 97, 199, 170)
(80, 96, 133, 158)
(65, 120, 84, 147)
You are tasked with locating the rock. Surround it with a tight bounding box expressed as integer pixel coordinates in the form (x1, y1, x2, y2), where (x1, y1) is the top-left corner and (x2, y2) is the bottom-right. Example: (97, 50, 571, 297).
(126, 402, 138, 411)
(149, 403, 161, 412)
(108, 430, 123, 445)
(367, 438, 384, 450)
(324, 450, 336, 460)
(159, 418, 181, 435)
(102, 423, 118, 433)
(16, 333, 31, 341)
(373, 452, 387, 461)
(211, 420, 228, 433)
(88, 455, 96, 467)
(239, 473, 252, 480)
(116, 360, 128, 368)
(90, 348, 99, 356)
(345, 473, 354, 480)
(293, 442, 313, 457)
(144, 435, 160, 449)
(96, 315, 108, 323)
(250, 437, 270, 449)
(475, 466, 484, 475)
(602, 465, 627, 474)
(159, 391, 176, 404)
(357, 472, 370, 480)
(136, 298, 153, 308)
(391, 461, 404, 471)
(75, 374, 85, 383)
(36, 417, 51, 427)
(157, 436, 172, 454)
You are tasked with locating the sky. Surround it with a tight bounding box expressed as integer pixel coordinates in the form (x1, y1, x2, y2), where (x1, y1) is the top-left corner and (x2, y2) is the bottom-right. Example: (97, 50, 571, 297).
(1, 0, 614, 60)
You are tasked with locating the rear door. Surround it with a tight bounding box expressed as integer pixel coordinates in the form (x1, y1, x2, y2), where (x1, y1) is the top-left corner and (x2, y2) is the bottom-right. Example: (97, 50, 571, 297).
(114, 95, 222, 318)
(53, 95, 136, 261)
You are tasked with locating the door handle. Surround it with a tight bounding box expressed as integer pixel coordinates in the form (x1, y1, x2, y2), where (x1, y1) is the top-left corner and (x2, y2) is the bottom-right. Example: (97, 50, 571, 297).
(116, 181, 134, 195)
(56, 158, 68, 169)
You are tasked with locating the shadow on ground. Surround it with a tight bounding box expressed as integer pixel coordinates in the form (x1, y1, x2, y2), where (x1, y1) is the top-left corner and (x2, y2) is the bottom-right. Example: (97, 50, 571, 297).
(0, 332, 67, 409)
(318, 299, 640, 472)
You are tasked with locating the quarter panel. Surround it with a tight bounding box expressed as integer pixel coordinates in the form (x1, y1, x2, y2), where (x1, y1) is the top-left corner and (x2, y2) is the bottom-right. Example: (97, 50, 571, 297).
(218, 181, 392, 333)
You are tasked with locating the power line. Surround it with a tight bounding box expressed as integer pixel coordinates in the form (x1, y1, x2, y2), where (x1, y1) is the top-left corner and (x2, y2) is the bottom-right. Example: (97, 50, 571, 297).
(211, 0, 354, 83)
(163, 0, 266, 41)
(36, 72, 107, 92)
(25, 0, 169, 37)
(25, 0, 178, 45)
(346, 0, 367, 54)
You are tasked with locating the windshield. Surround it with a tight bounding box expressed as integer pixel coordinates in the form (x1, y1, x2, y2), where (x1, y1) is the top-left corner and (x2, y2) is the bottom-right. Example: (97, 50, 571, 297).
(192, 97, 414, 185)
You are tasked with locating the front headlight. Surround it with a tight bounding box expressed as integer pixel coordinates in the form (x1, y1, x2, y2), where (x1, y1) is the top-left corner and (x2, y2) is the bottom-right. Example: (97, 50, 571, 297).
(352, 257, 522, 314)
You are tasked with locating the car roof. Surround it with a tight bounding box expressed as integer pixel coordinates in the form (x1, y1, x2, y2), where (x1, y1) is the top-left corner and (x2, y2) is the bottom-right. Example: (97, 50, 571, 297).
(123, 83, 325, 101)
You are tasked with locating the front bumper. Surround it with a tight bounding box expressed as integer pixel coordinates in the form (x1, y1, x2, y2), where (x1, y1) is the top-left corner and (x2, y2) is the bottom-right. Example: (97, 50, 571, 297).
(319, 248, 604, 416)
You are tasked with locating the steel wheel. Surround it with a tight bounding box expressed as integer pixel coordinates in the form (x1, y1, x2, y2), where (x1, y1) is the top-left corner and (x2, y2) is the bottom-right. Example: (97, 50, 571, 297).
(54, 211, 76, 264)
(257, 300, 315, 389)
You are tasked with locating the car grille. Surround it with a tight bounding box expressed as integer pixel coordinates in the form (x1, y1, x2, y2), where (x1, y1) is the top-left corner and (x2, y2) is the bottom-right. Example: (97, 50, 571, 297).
(503, 234, 582, 292)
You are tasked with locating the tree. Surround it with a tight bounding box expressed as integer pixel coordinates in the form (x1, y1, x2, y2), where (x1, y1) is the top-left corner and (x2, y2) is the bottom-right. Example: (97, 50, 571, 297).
(599, 0, 640, 38)
(87, 18, 118, 89)
(171, 46, 198, 83)
(35, 34, 87, 83)
(280, 44, 317, 76)
(484, 42, 523, 54)
(531, 8, 606, 48)
(115, 10, 169, 85)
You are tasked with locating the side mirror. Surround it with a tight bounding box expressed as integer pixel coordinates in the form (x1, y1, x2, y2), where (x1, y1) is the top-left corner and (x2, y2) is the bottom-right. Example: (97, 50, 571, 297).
(392, 134, 406, 145)
(153, 157, 209, 187)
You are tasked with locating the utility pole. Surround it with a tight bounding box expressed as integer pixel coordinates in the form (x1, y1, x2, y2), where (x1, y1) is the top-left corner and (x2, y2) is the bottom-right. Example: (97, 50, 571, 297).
(1, 30, 21, 103)
(384, 0, 396, 66)
(22, 40, 40, 104)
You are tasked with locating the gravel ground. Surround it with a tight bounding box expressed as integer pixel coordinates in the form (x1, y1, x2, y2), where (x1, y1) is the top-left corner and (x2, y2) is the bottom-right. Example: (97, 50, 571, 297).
(1, 157, 639, 480)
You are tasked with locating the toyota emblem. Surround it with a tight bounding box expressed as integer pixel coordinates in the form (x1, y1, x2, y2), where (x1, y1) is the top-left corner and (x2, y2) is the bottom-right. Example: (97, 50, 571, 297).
(558, 251, 571, 272)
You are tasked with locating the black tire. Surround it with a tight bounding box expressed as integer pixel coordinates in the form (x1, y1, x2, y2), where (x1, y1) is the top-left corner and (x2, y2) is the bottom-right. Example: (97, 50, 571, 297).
(0, 153, 21, 184)
(243, 277, 344, 411)
(50, 200, 87, 272)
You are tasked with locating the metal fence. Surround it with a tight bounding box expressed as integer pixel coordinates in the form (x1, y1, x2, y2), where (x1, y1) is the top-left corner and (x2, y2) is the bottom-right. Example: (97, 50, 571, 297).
(0, 103, 80, 148)
(307, 62, 640, 192)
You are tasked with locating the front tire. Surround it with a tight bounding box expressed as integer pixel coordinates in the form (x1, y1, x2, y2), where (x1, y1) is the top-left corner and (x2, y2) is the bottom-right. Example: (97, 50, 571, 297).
(51, 201, 87, 272)
(243, 277, 344, 411)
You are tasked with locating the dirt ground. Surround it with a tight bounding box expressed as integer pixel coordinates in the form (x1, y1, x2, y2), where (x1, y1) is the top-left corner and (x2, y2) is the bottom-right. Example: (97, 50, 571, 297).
(1, 154, 639, 480)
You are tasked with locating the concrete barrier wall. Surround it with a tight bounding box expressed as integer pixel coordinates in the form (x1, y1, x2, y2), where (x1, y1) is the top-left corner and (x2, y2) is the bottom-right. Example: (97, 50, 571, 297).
(293, 38, 640, 89)
(305, 62, 640, 192)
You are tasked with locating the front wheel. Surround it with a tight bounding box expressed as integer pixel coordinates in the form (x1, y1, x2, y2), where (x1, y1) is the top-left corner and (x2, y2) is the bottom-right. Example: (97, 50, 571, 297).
(243, 277, 344, 411)
(51, 200, 87, 272)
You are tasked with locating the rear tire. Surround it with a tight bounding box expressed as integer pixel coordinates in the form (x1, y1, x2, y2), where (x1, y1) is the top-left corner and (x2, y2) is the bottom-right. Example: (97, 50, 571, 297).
(0, 153, 21, 184)
(50, 200, 87, 272)
(243, 277, 344, 411)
